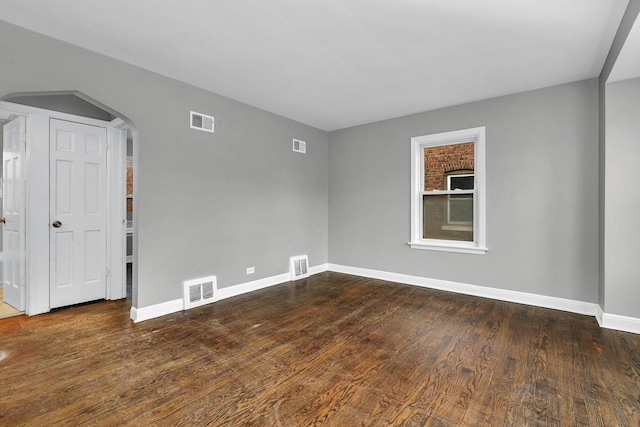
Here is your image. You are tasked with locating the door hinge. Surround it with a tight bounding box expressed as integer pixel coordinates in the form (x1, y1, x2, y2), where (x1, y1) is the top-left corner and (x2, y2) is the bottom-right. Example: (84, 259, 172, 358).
(106, 268, 110, 278)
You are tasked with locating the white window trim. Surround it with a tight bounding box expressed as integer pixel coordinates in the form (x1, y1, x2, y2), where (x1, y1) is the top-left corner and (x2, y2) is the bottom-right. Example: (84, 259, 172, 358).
(409, 126, 487, 254)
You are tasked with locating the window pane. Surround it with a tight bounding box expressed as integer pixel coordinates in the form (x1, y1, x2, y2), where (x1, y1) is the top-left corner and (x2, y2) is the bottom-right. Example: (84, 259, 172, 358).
(126, 164, 134, 195)
(423, 142, 474, 191)
(126, 198, 133, 228)
(126, 233, 133, 256)
(449, 197, 473, 223)
(449, 175, 474, 190)
(423, 194, 473, 241)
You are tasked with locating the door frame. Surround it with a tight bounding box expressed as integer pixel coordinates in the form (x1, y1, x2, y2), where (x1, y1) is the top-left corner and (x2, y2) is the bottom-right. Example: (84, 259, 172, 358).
(0, 101, 126, 315)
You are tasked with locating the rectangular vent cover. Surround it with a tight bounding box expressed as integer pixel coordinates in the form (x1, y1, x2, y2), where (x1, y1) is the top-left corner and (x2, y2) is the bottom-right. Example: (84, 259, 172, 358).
(290, 255, 310, 280)
(293, 139, 306, 153)
(190, 111, 215, 133)
(183, 275, 217, 310)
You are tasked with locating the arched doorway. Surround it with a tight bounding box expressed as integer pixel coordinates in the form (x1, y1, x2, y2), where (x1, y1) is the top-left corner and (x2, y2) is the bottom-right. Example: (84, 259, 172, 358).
(0, 91, 136, 316)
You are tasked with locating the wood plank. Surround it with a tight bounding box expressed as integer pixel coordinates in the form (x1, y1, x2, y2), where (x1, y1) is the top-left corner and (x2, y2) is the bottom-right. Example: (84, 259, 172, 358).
(1, 272, 639, 425)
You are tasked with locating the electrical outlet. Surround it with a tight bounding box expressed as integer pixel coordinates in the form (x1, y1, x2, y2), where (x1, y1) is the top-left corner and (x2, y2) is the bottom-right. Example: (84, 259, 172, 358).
(246, 267, 255, 274)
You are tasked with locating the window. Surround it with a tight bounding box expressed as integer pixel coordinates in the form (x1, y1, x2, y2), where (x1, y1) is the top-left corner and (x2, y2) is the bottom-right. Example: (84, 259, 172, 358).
(410, 127, 487, 254)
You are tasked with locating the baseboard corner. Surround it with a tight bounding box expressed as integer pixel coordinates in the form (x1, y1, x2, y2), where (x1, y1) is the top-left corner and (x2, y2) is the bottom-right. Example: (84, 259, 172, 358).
(130, 299, 183, 323)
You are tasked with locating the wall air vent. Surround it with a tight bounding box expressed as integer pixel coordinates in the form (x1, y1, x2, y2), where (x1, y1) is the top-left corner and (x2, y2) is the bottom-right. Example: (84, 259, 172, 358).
(183, 275, 217, 310)
(190, 111, 215, 133)
(290, 255, 310, 280)
(293, 139, 306, 154)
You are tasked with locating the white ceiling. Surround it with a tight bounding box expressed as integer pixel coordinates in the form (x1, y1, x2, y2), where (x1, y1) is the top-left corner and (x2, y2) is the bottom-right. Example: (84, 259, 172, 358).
(608, 13, 640, 83)
(0, 0, 629, 131)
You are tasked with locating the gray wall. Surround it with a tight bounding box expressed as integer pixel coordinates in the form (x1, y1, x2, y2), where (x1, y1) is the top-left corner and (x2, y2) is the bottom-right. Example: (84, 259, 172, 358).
(599, 0, 640, 310)
(6, 94, 115, 121)
(0, 21, 328, 309)
(0, 17, 627, 314)
(604, 77, 640, 317)
(329, 79, 600, 303)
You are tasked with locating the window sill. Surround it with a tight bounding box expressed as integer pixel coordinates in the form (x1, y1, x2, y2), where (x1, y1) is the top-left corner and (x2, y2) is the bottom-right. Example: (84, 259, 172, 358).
(408, 242, 488, 255)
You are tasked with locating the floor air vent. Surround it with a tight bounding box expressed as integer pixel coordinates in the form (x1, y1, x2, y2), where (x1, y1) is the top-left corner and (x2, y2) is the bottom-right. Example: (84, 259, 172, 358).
(183, 275, 217, 310)
(290, 255, 310, 280)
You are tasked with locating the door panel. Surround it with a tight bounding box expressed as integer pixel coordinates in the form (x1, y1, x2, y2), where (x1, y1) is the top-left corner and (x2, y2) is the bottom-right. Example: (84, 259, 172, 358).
(2, 116, 26, 311)
(55, 160, 73, 214)
(54, 231, 73, 287)
(50, 119, 108, 308)
(84, 230, 100, 282)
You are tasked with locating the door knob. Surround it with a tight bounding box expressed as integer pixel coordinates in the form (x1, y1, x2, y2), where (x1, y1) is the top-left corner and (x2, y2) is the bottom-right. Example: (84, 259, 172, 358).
(0, 217, 5, 224)
(52, 220, 62, 228)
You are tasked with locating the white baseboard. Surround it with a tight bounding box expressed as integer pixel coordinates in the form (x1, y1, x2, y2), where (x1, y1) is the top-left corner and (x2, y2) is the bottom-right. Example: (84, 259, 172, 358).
(216, 272, 291, 302)
(309, 263, 329, 275)
(130, 262, 640, 335)
(130, 263, 329, 322)
(328, 263, 600, 317)
(216, 263, 329, 302)
(595, 304, 604, 326)
(595, 299, 640, 334)
(600, 312, 640, 335)
(329, 264, 640, 334)
(130, 299, 183, 323)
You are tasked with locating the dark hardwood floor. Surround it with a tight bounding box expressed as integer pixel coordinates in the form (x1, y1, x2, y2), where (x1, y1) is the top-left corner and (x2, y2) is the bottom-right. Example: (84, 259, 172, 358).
(1, 272, 639, 426)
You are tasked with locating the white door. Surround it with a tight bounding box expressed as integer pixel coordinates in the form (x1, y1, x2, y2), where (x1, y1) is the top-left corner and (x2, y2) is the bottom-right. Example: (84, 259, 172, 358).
(50, 119, 108, 308)
(2, 116, 26, 311)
